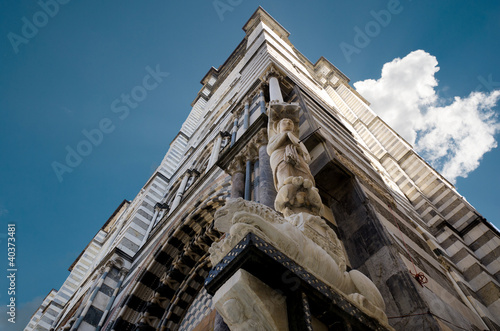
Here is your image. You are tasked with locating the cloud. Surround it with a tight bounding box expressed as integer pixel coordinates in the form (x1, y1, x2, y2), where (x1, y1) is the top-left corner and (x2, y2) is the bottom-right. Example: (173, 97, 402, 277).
(0, 296, 44, 330)
(417, 91, 500, 181)
(354, 50, 500, 183)
(354, 50, 439, 144)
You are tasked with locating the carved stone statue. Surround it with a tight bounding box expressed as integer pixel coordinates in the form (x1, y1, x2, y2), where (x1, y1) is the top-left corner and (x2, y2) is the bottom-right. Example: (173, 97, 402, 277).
(209, 198, 390, 326)
(267, 102, 322, 217)
(208, 72, 391, 330)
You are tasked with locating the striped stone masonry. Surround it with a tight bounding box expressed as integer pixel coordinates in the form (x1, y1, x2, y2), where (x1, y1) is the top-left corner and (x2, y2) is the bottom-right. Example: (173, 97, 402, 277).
(27, 7, 500, 331)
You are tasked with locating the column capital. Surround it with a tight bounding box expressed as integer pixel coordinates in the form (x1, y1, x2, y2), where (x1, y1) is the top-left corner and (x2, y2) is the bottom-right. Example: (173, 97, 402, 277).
(105, 260, 116, 270)
(247, 89, 259, 102)
(227, 155, 246, 175)
(242, 145, 258, 162)
(252, 128, 268, 148)
(119, 268, 129, 277)
(232, 108, 243, 119)
(262, 65, 285, 83)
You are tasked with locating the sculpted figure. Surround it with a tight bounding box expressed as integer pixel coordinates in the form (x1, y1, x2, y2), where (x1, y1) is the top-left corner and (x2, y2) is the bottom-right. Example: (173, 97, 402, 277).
(267, 104, 322, 216)
(209, 75, 389, 327)
(268, 117, 313, 188)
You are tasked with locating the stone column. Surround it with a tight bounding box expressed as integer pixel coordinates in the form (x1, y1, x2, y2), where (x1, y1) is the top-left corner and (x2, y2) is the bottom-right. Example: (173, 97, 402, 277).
(230, 114, 239, 147)
(253, 158, 259, 202)
(258, 88, 266, 114)
(96, 268, 127, 331)
(243, 146, 258, 201)
(207, 133, 222, 171)
(269, 76, 283, 103)
(71, 263, 113, 330)
(171, 171, 190, 210)
(255, 130, 276, 208)
(243, 100, 250, 130)
(141, 208, 159, 247)
(228, 157, 245, 199)
(221, 132, 231, 149)
(244, 158, 252, 201)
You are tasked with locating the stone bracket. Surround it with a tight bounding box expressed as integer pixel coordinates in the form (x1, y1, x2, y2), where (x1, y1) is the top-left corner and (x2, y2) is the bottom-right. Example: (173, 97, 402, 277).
(212, 269, 288, 330)
(205, 233, 391, 330)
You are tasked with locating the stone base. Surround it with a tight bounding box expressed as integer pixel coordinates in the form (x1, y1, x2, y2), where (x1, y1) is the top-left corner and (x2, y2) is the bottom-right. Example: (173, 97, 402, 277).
(213, 269, 288, 331)
(286, 212, 346, 270)
(207, 198, 393, 329)
(206, 233, 393, 330)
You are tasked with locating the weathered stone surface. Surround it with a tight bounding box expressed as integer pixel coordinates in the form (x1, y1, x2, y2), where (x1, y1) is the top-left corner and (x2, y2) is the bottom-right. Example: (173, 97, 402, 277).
(477, 281, 500, 306)
(82, 306, 104, 327)
(267, 99, 322, 217)
(209, 198, 390, 326)
(213, 269, 288, 331)
(213, 312, 230, 331)
(231, 172, 245, 199)
(258, 144, 276, 208)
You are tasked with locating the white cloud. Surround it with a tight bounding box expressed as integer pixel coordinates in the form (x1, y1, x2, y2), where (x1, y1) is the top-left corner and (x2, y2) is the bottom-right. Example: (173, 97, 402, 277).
(417, 91, 500, 181)
(354, 50, 439, 144)
(354, 50, 500, 183)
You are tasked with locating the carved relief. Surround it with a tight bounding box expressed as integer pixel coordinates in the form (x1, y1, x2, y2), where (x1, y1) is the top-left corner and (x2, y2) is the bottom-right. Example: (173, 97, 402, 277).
(209, 72, 391, 330)
(261, 65, 284, 87)
(213, 269, 288, 331)
(227, 155, 246, 175)
(252, 128, 268, 148)
(209, 198, 389, 326)
(267, 102, 323, 217)
(242, 145, 258, 163)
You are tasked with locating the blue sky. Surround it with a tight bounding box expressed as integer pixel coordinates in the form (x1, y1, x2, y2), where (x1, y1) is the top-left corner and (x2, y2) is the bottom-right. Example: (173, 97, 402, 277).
(0, 1, 499, 328)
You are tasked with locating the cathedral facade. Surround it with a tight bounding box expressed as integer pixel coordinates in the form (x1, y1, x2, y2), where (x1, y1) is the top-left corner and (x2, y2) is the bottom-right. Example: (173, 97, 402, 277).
(27, 7, 500, 331)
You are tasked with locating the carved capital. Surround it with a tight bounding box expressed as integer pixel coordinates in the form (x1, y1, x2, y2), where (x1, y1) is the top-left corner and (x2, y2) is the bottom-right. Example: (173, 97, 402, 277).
(253, 128, 268, 148)
(262, 65, 284, 83)
(119, 268, 128, 277)
(227, 155, 246, 175)
(98, 266, 106, 275)
(105, 260, 116, 269)
(242, 145, 258, 162)
(232, 108, 243, 120)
